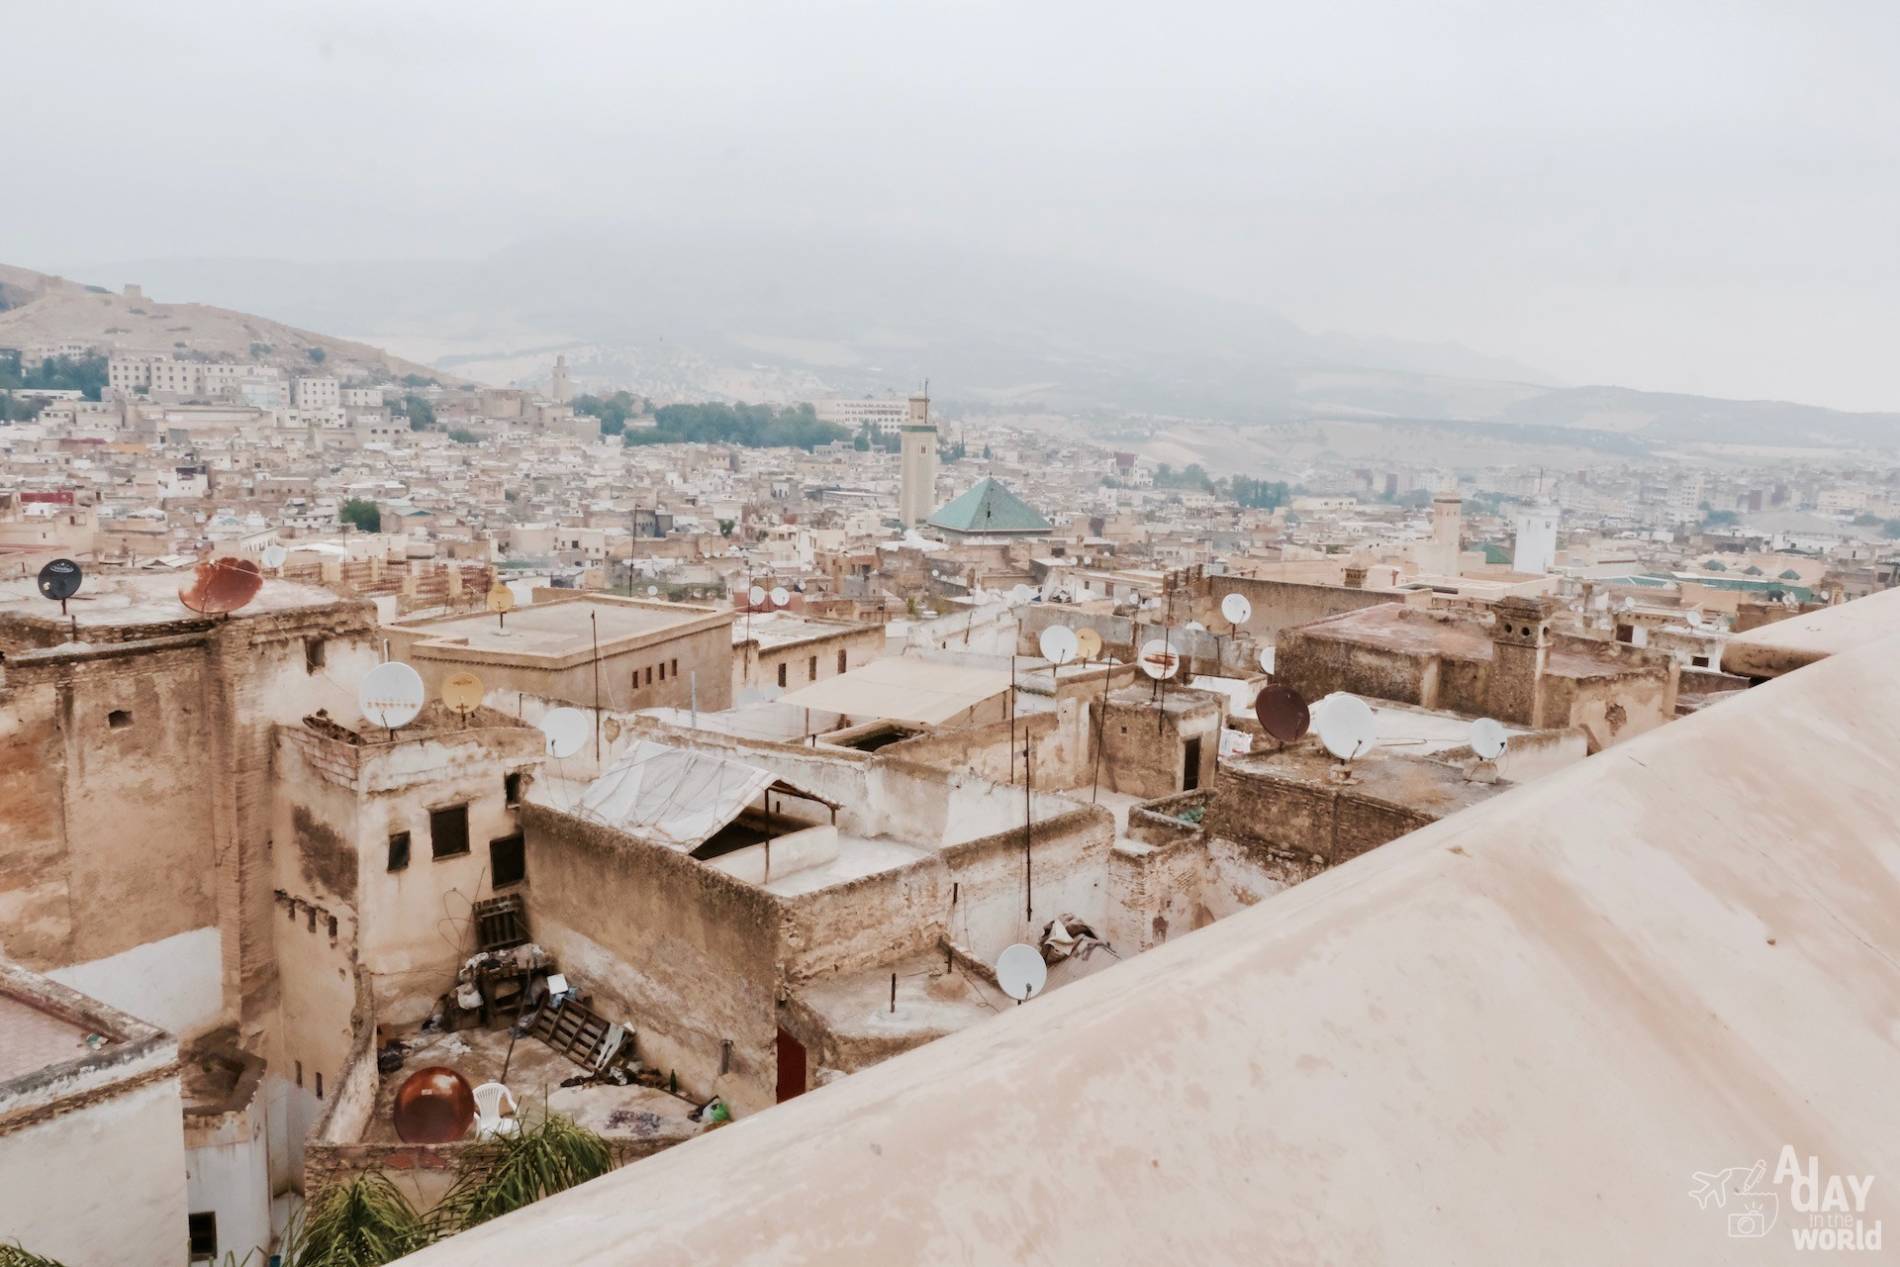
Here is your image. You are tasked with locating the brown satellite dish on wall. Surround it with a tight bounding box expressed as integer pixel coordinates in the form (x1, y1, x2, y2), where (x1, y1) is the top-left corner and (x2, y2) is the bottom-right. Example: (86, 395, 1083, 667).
(179, 556, 263, 616)
(392, 1066, 476, 1143)
(442, 670, 485, 713)
(1074, 627, 1103, 661)
(486, 585, 516, 614)
(1254, 684, 1311, 745)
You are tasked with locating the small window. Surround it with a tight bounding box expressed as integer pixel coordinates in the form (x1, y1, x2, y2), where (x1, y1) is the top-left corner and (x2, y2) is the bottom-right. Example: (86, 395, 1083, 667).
(430, 805, 470, 858)
(387, 831, 411, 871)
(646, 666, 654, 686)
(294, 1060, 303, 1088)
(315, 1071, 324, 1099)
(837, 649, 847, 673)
(304, 637, 327, 673)
(808, 655, 817, 681)
(327, 915, 339, 940)
(504, 772, 522, 807)
(671, 658, 678, 677)
(188, 1212, 217, 1261)
(490, 833, 526, 887)
(659, 661, 666, 682)
(306, 908, 316, 932)
(777, 663, 787, 688)
(108, 709, 132, 730)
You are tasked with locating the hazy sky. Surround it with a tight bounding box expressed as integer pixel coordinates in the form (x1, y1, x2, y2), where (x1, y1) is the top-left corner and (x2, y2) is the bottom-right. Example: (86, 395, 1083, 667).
(9, 0, 1898, 410)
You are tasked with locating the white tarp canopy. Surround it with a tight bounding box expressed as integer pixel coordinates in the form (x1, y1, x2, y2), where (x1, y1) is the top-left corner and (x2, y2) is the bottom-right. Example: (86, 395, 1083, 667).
(575, 741, 776, 850)
(775, 657, 1012, 727)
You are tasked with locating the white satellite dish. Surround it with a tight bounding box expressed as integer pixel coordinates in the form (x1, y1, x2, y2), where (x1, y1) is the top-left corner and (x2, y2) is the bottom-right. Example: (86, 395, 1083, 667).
(770, 586, 791, 607)
(1184, 620, 1205, 632)
(357, 661, 424, 731)
(1137, 637, 1179, 680)
(1316, 693, 1377, 761)
(1685, 609, 1703, 629)
(539, 707, 590, 759)
(1221, 593, 1252, 624)
(262, 544, 288, 570)
(747, 585, 766, 606)
(995, 943, 1047, 1002)
(1038, 625, 1078, 666)
(1257, 646, 1274, 673)
(647, 585, 659, 596)
(1470, 717, 1508, 761)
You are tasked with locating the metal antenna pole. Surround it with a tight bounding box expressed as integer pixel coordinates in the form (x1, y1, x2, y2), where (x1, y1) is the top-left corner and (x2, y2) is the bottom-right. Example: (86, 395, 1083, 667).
(590, 611, 601, 761)
(1092, 662, 1110, 804)
(1023, 739, 1034, 923)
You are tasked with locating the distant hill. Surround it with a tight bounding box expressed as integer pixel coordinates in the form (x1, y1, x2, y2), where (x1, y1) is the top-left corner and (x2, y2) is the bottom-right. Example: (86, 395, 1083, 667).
(1495, 384, 1900, 448)
(0, 263, 469, 386)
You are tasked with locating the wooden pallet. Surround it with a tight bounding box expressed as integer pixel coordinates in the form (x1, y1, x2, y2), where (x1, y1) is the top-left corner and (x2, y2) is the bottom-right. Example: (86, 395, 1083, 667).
(531, 998, 618, 1069)
(472, 895, 528, 952)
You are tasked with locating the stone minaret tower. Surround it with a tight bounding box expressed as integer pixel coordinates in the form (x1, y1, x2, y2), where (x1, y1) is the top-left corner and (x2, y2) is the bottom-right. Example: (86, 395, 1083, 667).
(551, 354, 572, 404)
(898, 389, 937, 528)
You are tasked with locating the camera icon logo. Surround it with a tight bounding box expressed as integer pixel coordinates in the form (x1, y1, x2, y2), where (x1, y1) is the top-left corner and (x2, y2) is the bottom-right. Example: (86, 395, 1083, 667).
(1690, 1161, 1779, 1240)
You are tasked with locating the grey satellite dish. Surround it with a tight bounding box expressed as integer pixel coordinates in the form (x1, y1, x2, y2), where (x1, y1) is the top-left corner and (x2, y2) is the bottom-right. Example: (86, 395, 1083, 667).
(1137, 637, 1179, 680)
(995, 943, 1047, 1002)
(358, 661, 425, 731)
(647, 585, 659, 596)
(1038, 625, 1078, 666)
(1316, 694, 1377, 761)
(747, 585, 766, 606)
(1470, 717, 1508, 761)
(538, 707, 590, 759)
(262, 544, 288, 570)
(37, 558, 82, 602)
(770, 586, 790, 607)
(1684, 609, 1702, 629)
(1221, 592, 1252, 624)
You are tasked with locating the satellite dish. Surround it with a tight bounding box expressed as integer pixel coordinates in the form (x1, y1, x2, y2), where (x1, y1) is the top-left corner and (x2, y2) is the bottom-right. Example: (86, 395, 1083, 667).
(1253, 685, 1310, 744)
(1470, 717, 1508, 761)
(36, 558, 82, 602)
(1038, 625, 1078, 666)
(1137, 637, 1179, 680)
(179, 556, 263, 615)
(262, 544, 288, 570)
(770, 586, 791, 607)
(1258, 647, 1274, 673)
(1685, 609, 1703, 629)
(1184, 620, 1206, 633)
(358, 661, 425, 730)
(486, 585, 516, 614)
(1316, 694, 1377, 761)
(442, 670, 484, 712)
(539, 707, 590, 759)
(647, 585, 659, 596)
(392, 1066, 475, 1144)
(1220, 592, 1252, 624)
(747, 584, 766, 607)
(1074, 627, 1103, 661)
(995, 943, 1047, 1002)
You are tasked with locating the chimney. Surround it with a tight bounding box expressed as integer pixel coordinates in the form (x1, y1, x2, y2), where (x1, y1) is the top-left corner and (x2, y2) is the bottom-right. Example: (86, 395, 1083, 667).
(1343, 565, 1367, 590)
(1486, 595, 1554, 728)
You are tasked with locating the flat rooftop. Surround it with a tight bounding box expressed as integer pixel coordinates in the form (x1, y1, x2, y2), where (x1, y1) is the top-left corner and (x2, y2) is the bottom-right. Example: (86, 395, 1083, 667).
(397, 597, 723, 658)
(0, 571, 350, 632)
(0, 991, 97, 1082)
(1293, 603, 1656, 681)
(733, 611, 864, 650)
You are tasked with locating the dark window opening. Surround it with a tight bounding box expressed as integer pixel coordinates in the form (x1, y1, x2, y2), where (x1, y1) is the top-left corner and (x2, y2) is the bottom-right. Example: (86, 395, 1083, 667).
(304, 637, 327, 673)
(107, 709, 132, 730)
(1182, 736, 1202, 792)
(776, 1027, 808, 1103)
(671, 658, 679, 677)
(315, 1071, 324, 1099)
(430, 805, 470, 858)
(490, 833, 526, 887)
(188, 1212, 217, 1261)
(387, 831, 411, 871)
(306, 907, 316, 933)
(777, 663, 787, 688)
(327, 915, 338, 940)
(837, 649, 847, 673)
(659, 661, 667, 681)
(504, 772, 522, 807)
(808, 655, 818, 681)
(1615, 624, 1634, 644)
(1691, 655, 1710, 668)
(294, 1060, 303, 1087)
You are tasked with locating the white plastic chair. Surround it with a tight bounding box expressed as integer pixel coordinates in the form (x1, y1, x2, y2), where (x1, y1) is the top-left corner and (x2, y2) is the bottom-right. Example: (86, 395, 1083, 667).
(472, 1081, 520, 1140)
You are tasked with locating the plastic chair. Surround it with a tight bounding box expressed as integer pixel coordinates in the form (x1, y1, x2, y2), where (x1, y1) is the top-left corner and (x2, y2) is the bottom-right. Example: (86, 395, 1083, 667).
(472, 1081, 520, 1140)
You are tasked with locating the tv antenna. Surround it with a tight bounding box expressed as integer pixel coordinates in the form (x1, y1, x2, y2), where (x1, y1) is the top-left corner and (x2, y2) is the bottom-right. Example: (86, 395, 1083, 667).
(486, 583, 516, 633)
(1469, 717, 1508, 761)
(1037, 624, 1078, 667)
(1315, 693, 1377, 767)
(539, 707, 590, 760)
(442, 670, 484, 727)
(358, 661, 425, 739)
(995, 943, 1047, 1005)
(179, 556, 262, 618)
(1253, 684, 1310, 750)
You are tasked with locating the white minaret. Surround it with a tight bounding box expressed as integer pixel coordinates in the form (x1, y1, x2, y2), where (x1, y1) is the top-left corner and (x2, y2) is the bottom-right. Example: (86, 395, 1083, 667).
(1512, 504, 1560, 574)
(1423, 487, 1463, 576)
(898, 390, 937, 528)
(551, 354, 572, 404)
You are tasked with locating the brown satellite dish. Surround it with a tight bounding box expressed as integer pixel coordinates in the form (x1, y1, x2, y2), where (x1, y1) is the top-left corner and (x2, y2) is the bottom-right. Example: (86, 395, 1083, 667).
(392, 1066, 476, 1143)
(179, 556, 263, 616)
(1254, 684, 1311, 745)
(485, 585, 516, 614)
(442, 670, 484, 713)
(1074, 627, 1103, 661)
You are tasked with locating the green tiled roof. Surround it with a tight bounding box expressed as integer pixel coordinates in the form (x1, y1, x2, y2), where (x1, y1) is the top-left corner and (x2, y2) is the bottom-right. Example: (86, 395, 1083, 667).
(927, 477, 1051, 535)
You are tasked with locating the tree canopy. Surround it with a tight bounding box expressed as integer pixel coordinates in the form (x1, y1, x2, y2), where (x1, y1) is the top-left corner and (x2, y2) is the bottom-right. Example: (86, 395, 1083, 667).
(625, 401, 846, 450)
(339, 498, 381, 533)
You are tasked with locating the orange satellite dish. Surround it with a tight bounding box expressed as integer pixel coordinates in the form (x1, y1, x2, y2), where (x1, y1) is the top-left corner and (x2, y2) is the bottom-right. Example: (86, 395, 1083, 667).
(392, 1066, 476, 1143)
(486, 585, 516, 614)
(179, 556, 263, 616)
(442, 671, 485, 712)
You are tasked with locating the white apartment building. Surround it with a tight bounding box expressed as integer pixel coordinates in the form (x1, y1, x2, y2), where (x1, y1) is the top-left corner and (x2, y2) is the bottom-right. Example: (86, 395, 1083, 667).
(814, 397, 909, 436)
(109, 356, 285, 401)
(292, 376, 339, 409)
